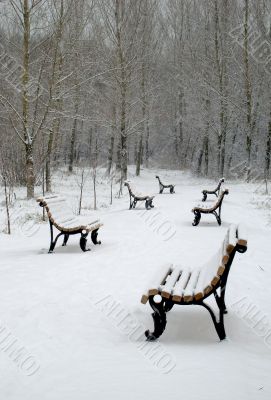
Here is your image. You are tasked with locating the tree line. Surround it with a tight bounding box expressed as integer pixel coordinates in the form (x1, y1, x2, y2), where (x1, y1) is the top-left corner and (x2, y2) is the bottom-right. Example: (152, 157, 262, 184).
(0, 0, 270, 198)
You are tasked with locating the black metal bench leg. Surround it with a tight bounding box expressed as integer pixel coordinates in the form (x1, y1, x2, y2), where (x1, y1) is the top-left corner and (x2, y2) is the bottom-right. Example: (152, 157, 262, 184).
(159, 184, 164, 194)
(91, 229, 101, 245)
(202, 191, 207, 202)
(48, 222, 63, 253)
(80, 232, 90, 252)
(213, 211, 221, 225)
(129, 195, 133, 209)
(192, 210, 201, 226)
(170, 186, 174, 193)
(145, 198, 154, 210)
(62, 234, 69, 247)
(214, 289, 227, 314)
(221, 301, 227, 314)
(49, 233, 63, 253)
(200, 301, 226, 340)
(145, 297, 173, 341)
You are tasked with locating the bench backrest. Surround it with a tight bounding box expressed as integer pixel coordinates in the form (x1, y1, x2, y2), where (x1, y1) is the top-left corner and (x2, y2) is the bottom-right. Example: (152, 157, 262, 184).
(194, 223, 247, 297)
(209, 189, 229, 211)
(156, 176, 163, 185)
(124, 182, 150, 200)
(124, 182, 135, 198)
(215, 177, 225, 193)
(37, 195, 77, 228)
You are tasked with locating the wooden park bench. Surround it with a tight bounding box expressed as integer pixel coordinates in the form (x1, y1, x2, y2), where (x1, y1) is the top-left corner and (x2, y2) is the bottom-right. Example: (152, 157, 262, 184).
(202, 178, 224, 201)
(124, 182, 154, 210)
(155, 176, 175, 194)
(192, 189, 229, 226)
(141, 224, 247, 341)
(37, 195, 103, 253)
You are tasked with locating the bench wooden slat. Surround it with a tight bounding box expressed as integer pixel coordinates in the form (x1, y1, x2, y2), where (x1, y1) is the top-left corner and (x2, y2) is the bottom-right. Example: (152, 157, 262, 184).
(183, 268, 200, 302)
(172, 269, 191, 302)
(194, 268, 208, 300)
(161, 267, 182, 299)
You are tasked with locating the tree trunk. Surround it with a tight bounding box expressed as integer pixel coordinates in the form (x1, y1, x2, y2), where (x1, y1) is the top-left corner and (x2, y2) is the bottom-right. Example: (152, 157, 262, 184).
(115, 0, 128, 181)
(136, 133, 143, 176)
(46, 129, 54, 192)
(214, 0, 223, 176)
(145, 115, 150, 168)
(203, 98, 210, 175)
(25, 143, 35, 199)
(106, 105, 116, 175)
(45, 1, 64, 192)
(244, 0, 253, 180)
(136, 63, 146, 176)
(22, 0, 34, 199)
(4, 176, 11, 234)
(69, 102, 79, 173)
(265, 117, 271, 180)
(178, 86, 183, 167)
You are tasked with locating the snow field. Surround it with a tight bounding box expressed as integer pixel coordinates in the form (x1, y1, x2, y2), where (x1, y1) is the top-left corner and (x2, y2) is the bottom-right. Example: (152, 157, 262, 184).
(0, 168, 271, 400)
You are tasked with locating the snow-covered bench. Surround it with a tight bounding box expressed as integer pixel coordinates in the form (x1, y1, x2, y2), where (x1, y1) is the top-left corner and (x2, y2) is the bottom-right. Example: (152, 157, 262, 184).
(141, 224, 247, 341)
(155, 176, 175, 194)
(37, 195, 103, 253)
(124, 182, 154, 210)
(202, 178, 225, 201)
(192, 189, 229, 226)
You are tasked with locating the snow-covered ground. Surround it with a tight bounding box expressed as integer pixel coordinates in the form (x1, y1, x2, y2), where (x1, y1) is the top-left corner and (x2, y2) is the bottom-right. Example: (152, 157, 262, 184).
(0, 168, 271, 400)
